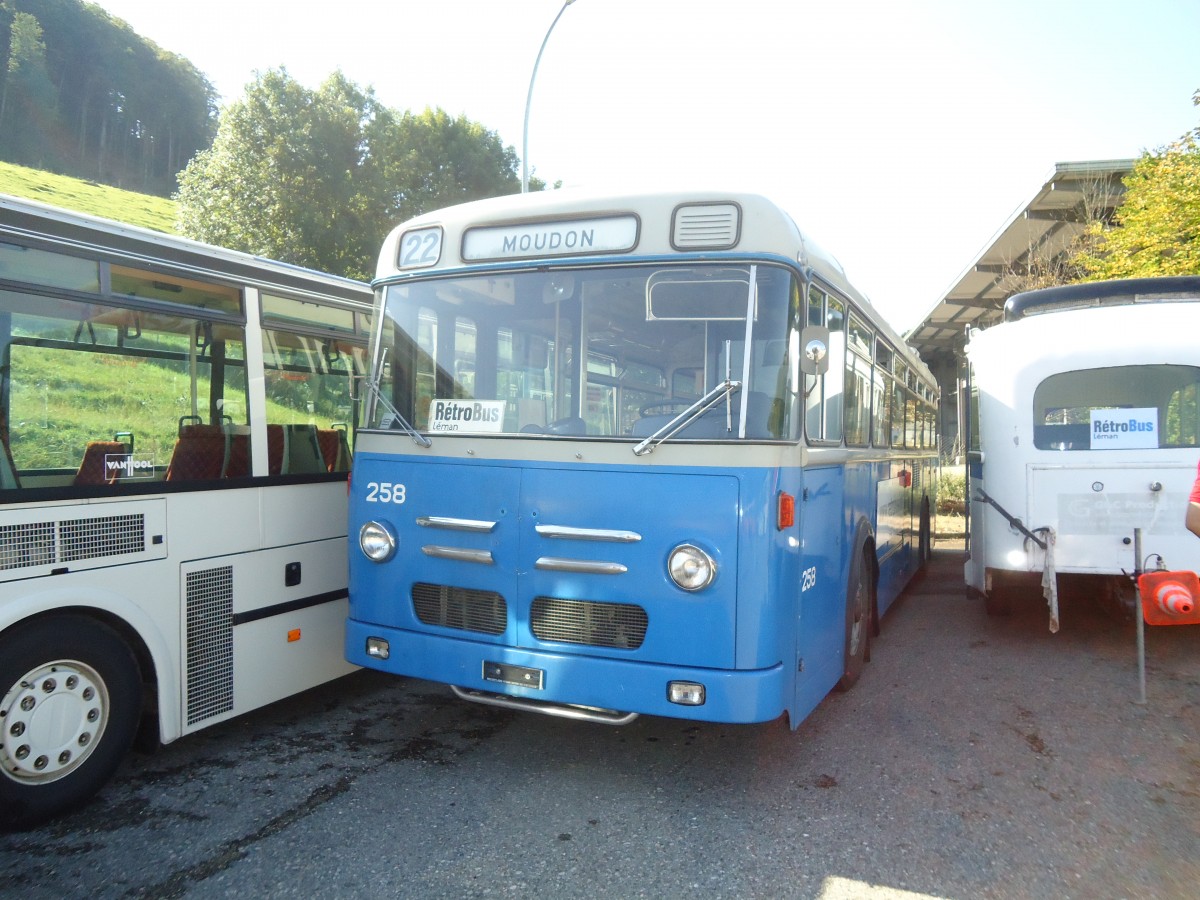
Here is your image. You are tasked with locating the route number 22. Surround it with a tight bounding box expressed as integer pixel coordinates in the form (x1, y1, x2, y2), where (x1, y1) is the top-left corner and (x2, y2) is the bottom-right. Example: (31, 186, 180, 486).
(399, 227, 442, 269)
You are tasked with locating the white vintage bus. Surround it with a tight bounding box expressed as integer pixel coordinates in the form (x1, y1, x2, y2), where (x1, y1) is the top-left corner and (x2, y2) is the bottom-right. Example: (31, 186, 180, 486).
(965, 276, 1200, 626)
(0, 194, 371, 829)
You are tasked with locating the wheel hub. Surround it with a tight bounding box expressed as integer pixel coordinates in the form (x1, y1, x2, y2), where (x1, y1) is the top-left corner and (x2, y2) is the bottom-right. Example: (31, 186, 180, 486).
(1, 661, 108, 784)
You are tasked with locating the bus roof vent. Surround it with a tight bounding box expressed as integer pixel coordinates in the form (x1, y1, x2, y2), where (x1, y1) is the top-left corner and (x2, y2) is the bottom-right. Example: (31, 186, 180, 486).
(672, 203, 741, 250)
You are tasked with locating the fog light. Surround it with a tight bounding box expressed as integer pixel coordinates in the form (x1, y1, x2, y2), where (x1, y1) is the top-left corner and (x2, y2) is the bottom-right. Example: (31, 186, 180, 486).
(668, 681, 705, 706)
(366, 637, 390, 660)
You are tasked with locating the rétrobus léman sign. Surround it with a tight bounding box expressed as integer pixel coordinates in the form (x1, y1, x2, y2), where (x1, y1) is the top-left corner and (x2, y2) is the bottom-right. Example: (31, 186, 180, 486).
(462, 215, 638, 261)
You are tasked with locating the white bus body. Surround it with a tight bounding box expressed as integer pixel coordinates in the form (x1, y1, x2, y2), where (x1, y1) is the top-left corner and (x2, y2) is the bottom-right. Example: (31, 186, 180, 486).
(0, 194, 371, 828)
(965, 277, 1200, 621)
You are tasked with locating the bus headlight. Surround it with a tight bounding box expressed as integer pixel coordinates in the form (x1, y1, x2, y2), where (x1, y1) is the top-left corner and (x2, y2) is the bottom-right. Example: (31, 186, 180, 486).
(668, 543, 716, 591)
(359, 521, 397, 562)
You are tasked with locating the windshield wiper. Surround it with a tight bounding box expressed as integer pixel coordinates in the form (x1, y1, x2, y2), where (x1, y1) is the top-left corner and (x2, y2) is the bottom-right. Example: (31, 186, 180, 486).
(364, 348, 432, 448)
(632, 378, 742, 457)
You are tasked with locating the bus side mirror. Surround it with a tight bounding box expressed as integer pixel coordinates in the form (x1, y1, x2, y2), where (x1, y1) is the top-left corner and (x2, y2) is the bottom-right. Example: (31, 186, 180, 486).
(799, 326, 830, 376)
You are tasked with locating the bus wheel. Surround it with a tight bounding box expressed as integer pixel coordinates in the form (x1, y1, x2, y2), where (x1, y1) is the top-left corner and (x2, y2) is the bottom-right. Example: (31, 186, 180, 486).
(837, 544, 873, 692)
(0, 615, 142, 831)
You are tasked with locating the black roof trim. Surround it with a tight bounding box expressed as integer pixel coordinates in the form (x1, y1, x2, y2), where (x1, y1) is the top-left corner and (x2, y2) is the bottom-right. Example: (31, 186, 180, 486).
(1003, 276, 1200, 322)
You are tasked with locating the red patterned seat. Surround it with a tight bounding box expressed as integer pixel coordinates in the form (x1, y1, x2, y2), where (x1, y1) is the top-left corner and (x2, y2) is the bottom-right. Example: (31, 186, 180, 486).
(73, 441, 127, 486)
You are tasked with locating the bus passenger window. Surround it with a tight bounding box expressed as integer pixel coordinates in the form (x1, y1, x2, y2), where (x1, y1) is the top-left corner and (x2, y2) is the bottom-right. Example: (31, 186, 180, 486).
(1033, 364, 1200, 450)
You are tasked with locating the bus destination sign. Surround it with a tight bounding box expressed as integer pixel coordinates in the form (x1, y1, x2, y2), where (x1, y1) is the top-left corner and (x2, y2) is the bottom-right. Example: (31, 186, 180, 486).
(462, 215, 638, 261)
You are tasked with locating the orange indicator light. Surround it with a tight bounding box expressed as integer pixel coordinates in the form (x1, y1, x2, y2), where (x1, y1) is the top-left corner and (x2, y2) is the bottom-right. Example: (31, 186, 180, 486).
(777, 492, 796, 530)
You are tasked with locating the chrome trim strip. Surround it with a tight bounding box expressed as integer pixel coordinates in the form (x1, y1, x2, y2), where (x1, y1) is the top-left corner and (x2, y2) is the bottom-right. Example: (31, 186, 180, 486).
(451, 686, 639, 725)
(416, 516, 497, 533)
(535, 524, 642, 543)
(534, 556, 627, 575)
(420, 545, 495, 565)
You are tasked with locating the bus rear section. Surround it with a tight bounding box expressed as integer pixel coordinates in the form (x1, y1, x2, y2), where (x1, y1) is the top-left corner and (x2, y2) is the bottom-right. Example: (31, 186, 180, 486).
(965, 277, 1200, 623)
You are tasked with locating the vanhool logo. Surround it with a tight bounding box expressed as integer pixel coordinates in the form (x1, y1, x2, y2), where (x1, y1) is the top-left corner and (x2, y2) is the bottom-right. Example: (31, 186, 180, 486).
(104, 453, 155, 479)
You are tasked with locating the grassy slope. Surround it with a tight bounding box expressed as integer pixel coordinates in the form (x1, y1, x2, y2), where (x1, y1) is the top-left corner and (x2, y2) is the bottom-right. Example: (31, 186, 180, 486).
(0, 160, 177, 233)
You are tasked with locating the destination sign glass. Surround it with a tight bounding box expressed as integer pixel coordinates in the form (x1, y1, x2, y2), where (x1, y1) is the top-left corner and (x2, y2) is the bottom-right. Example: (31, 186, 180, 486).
(462, 215, 639, 261)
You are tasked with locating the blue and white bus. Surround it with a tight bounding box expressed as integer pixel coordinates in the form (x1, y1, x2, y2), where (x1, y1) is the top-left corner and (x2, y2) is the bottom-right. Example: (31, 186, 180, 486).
(347, 189, 938, 728)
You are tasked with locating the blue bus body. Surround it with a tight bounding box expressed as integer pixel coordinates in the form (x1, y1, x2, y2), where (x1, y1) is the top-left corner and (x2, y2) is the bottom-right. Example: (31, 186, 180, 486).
(347, 190, 937, 728)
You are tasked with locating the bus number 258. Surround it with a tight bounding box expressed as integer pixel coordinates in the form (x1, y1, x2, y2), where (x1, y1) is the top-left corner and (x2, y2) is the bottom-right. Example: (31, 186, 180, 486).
(365, 482, 406, 504)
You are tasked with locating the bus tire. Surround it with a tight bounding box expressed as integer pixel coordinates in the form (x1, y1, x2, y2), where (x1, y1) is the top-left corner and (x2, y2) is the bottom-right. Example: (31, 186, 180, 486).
(836, 541, 874, 692)
(0, 615, 142, 831)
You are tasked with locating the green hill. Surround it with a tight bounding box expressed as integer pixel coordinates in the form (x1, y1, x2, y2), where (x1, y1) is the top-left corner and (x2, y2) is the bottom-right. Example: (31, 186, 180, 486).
(0, 161, 177, 233)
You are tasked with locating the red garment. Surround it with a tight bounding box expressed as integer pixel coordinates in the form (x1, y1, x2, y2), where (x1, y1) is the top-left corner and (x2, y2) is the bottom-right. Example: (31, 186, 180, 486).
(1190, 459, 1200, 504)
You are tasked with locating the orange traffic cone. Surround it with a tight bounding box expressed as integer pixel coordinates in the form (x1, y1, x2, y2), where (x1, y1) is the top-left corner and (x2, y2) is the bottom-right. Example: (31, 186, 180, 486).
(1137, 570, 1200, 626)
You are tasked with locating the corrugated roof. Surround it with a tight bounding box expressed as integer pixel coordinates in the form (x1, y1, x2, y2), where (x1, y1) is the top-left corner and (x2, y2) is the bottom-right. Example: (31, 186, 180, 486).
(906, 159, 1135, 367)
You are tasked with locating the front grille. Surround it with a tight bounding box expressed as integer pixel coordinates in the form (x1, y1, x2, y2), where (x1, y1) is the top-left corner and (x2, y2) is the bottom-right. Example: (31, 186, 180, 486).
(530, 597, 648, 649)
(412, 582, 507, 635)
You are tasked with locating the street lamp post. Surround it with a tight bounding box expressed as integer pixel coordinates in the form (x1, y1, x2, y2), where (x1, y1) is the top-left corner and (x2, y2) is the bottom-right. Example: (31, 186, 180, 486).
(521, 0, 578, 193)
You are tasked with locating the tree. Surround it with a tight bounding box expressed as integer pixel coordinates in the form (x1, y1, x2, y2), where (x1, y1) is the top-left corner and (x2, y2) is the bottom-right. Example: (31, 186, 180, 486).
(175, 69, 526, 280)
(0, 0, 216, 193)
(0, 8, 58, 166)
(1076, 90, 1200, 279)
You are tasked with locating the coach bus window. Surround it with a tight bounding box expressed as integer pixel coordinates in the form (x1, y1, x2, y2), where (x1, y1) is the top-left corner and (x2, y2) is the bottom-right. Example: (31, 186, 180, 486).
(110, 265, 241, 316)
(1032, 364, 1200, 450)
(2, 287, 249, 488)
(0, 241, 99, 292)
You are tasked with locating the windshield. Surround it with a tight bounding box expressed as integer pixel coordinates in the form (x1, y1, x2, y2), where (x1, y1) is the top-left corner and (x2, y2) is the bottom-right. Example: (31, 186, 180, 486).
(369, 264, 801, 440)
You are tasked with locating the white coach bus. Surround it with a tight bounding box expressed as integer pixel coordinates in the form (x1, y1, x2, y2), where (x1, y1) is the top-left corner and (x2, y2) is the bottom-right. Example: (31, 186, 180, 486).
(0, 195, 371, 828)
(965, 276, 1200, 626)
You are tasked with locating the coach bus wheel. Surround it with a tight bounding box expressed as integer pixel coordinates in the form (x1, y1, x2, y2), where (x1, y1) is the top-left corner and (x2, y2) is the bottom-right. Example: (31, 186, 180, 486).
(0, 615, 142, 831)
(836, 545, 873, 692)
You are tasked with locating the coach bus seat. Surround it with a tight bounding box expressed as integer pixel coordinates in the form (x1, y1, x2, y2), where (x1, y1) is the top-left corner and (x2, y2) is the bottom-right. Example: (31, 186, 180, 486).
(165, 425, 226, 482)
(317, 427, 352, 472)
(1, 432, 19, 489)
(287, 425, 327, 474)
(223, 425, 252, 478)
(73, 440, 128, 486)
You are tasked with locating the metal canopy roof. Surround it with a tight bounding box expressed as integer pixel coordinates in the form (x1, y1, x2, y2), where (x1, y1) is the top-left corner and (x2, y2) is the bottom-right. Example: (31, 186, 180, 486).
(906, 159, 1135, 367)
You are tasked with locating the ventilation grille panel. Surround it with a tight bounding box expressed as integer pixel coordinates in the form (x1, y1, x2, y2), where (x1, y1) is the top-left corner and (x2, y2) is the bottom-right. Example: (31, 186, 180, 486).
(530, 596, 648, 649)
(0, 521, 56, 570)
(672, 203, 740, 249)
(186, 565, 234, 724)
(60, 513, 145, 562)
(0, 513, 146, 571)
(412, 582, 507, 635)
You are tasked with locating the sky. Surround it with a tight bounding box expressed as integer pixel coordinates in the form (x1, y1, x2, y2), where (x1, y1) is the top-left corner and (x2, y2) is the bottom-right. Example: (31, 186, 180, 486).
(90, 0, 1200, 332)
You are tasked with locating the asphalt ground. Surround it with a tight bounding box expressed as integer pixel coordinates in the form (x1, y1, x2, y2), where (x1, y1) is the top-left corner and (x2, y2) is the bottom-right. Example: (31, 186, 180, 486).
(1, 545, 1197, 899)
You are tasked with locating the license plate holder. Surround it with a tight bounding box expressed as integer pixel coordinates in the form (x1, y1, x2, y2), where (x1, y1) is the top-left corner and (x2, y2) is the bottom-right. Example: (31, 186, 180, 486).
(483, 661, 544, 690)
